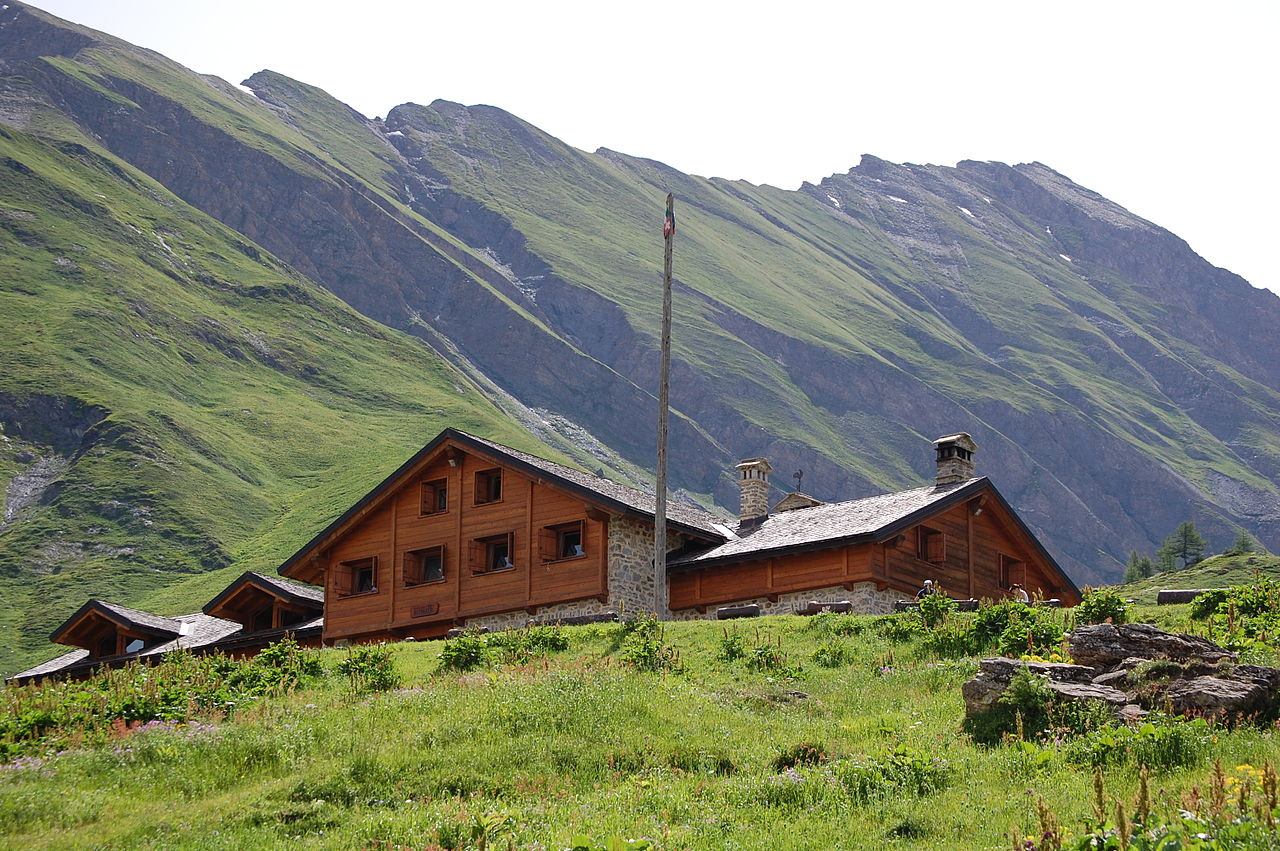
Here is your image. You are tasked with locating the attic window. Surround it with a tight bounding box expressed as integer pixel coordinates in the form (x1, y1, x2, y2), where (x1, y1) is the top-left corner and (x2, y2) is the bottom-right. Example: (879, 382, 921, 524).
(96, 635, 117, 658)
(472, 532, 515, 574)
(420, 478, 448, 515)
(405, 546, 445, 586)
(541, 521, 585, 562)
(474, 469, 503, 505)
(917, 526, 946, 564)
(999, 554, 1024, 589)
(336, 556, 378, 596)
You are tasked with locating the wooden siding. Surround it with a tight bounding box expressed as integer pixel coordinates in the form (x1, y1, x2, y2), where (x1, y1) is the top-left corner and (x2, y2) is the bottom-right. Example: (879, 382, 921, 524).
(322, 444, 608, 640)
(670, 488, 1078, 610)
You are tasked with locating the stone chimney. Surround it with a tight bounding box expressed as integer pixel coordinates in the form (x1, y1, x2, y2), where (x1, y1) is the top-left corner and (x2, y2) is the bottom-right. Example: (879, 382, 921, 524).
(735, 458, 773, 524)
(932, 433, 978, 485)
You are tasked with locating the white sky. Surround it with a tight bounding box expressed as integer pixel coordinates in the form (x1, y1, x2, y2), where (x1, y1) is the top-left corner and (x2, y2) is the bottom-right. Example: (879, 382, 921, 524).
(29, 0, 1280, 295)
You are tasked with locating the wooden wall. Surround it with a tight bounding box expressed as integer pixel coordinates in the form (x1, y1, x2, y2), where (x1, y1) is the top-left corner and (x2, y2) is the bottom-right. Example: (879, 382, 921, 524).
(321, 445, 607, 640)
(669, 490, 1077, 610)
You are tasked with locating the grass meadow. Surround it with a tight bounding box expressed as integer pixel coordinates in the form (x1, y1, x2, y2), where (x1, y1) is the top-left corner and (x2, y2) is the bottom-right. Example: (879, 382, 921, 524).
(3, 606, 1279, 850)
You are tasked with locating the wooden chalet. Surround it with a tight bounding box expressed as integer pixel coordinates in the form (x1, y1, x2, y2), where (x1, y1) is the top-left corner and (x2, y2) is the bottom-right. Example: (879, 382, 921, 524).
(8, 572, 323, 684)
(12, 430, 1080, 679)
(276, 429, 1079, 645)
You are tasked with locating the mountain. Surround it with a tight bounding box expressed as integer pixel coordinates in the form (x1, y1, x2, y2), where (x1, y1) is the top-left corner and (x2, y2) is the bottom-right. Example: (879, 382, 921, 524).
(3, 2, 1279, 670)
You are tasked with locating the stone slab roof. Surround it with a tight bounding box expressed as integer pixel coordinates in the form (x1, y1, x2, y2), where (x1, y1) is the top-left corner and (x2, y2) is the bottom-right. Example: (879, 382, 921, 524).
(86, 600, 186, 637)
(671, 478, 985, 569)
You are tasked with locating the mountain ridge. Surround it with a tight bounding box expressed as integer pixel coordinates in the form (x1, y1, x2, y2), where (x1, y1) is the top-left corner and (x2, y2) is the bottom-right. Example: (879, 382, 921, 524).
(3, 1, 1279, 670)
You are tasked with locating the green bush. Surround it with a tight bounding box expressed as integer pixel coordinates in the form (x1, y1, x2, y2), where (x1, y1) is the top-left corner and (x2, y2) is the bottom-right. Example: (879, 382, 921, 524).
(437, 633, 492, 672)
(335, 644, 400, 692)
(811, 638, 853, 668)
(1063, 717, 1211, 769)
(617, 615, 681, 673)
(1076, 587, 1129, 625)
(1190, 589, 1231, 620)
(771, 741, 829, 771)
(916, 592, 956, 628)
(806, 612, 863, 636)
(872, 614, 924, 643)
(717, 627, 747, 661)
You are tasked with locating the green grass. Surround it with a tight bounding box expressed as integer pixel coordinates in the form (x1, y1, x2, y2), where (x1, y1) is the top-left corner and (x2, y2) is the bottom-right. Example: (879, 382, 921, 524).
(2, 613, 1278, 849)
(0, 123, 549, 674)
(1117, 553, 1280, 604)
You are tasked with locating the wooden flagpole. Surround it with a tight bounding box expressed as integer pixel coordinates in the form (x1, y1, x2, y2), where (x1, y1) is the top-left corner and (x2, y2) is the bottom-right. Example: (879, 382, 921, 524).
(654, 193, 675, 615)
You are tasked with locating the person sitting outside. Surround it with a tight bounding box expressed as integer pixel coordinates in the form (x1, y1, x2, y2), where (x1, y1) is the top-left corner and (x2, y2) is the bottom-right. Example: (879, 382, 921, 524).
(1010, 583, 1030, 603)
(915, 579, 938, 599)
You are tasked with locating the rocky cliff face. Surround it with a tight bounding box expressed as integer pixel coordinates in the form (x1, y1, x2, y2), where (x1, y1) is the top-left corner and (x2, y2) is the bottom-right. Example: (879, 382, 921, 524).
(3, 0, 1280, 611)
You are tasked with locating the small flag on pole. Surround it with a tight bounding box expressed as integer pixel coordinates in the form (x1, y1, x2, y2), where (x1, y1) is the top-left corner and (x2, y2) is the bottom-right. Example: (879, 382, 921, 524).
(663, 195, 676, 238)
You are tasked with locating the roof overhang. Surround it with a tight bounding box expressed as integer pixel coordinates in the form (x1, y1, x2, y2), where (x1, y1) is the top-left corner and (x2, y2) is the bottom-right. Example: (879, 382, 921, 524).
(278, 428, 723, 582)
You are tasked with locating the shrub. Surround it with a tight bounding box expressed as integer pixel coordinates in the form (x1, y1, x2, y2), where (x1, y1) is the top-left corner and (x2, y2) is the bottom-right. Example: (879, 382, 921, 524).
(995, 609, 1064, 658)
(916, 592, 956, 628)
(717, 627, 747, 662)
(807, 611, 863, 636)
(1063, 717, 1211, 769)
(335, 644, 400, 692)
(918, 621, 982, 659)
(811, 639, 853, 668)
(1190, 589, 1231, 620)
(1076, 587, 1129, 625)
(872, 614, 923, 643)
(437, 633, 491, 672)
(617, 616, 681, 673)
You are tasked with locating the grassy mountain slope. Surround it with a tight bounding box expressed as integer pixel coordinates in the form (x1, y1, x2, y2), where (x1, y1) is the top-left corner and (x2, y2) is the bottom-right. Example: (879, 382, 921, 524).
(1118, 552, 1280, 604)
(2, 0, 1280, 665)
(0, 120, 552, 674)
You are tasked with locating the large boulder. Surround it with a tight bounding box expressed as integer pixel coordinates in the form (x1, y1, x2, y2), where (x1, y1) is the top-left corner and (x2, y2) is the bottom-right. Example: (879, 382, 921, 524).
(1069, 623, 1235, 670)
(962, 657, 1101, 716)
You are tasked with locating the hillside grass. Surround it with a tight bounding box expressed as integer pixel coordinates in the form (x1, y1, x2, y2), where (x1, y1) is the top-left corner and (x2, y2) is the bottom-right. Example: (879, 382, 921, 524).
(1118, 553, 1280, 604)
(4, 611, 1280, 850)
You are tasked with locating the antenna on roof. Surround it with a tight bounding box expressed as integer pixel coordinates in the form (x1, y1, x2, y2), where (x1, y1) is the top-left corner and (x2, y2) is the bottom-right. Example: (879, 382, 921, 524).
(793, 469, 803, 492)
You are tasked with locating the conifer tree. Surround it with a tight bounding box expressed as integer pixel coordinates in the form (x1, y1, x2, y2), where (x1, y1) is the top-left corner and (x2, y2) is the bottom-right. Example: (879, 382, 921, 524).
(1123, 550, 1155, 582)
(1157, 521, 1208, 571)
(1226, 530, 1258, 556)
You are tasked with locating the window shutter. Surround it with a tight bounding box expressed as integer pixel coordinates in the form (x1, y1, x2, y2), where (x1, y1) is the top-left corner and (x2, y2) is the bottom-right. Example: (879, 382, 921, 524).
(334, 560, 353, 596)
(927, 532, 946, 564)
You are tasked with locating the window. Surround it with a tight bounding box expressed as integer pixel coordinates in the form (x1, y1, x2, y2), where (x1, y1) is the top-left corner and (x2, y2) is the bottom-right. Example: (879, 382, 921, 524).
(124, 638, 145, 654)
(917, 526, 946, 564)
(474, 468, 503, 505)
(541, 521, 586, 562)
(472, 533, 515, 573)
(420, 478, 448, 515)
(95, 635, 117, 658)
(405, 545, 446, 586)
(251, 605, 274, 632)
(999, 554, 1024, 589)
(336, 556, 378, 596)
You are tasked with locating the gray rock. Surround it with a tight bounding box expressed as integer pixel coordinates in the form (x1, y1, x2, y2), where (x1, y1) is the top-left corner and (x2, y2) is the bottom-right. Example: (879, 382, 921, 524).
(1047, 681, 1130, 707)
(1162, 676, 1269, 718)
(1070, 623, 1235, 671)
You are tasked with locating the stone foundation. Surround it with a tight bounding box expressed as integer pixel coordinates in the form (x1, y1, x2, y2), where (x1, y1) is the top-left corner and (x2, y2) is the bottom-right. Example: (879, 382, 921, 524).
(668, 582, 900, 620)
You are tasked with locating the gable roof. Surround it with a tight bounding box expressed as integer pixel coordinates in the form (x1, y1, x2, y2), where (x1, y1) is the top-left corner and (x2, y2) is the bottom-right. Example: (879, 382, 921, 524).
(51, 599, 185, 644)
(671, 478, 986, 569)
(669, 477, 1080, 598)
(278, 428, 729, 579)
(203, 571, 324, 617)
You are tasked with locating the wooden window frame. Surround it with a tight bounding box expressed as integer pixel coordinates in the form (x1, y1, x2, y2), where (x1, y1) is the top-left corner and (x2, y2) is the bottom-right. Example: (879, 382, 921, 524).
(419, 478, 449, 516)
(474, 468, 503, 506)
(336, 556, 379, 597)
(917, 526, 946, 564)
(404, 545, 446, 587)
(471, 532, 515, 574)
(999, 554, 1025, 590)
(541, 520, 586, 563)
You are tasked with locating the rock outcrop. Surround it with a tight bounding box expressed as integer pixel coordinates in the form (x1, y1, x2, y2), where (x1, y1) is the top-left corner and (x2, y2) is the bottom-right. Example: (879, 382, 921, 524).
(964, 624, 1280, 726)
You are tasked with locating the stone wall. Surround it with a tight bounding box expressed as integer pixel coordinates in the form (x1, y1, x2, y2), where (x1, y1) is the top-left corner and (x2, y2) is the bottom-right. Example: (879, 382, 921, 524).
(606, 515, 663, 616)
(667, 581, 901, 620)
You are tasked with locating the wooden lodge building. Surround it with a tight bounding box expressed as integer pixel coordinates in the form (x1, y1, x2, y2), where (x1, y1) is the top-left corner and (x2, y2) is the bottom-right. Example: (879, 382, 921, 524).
(8, 571, 324, 684)
(278, 428, 1079, 643)
(11, 428, 1080, 681)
